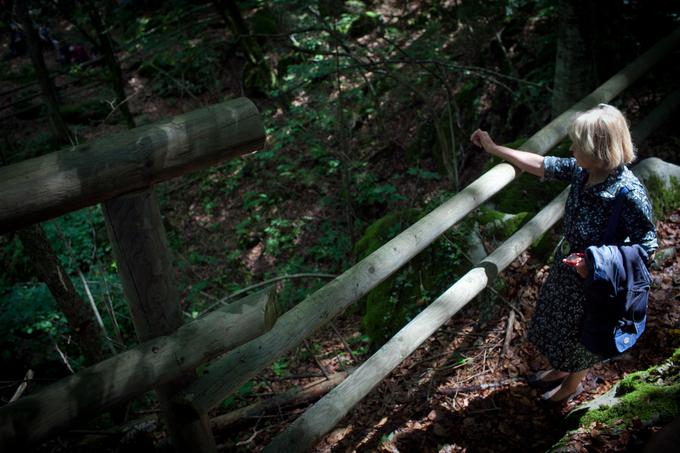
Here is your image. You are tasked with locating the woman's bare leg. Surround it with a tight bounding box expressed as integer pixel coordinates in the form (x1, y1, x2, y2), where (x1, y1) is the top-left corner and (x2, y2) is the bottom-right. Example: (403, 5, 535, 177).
(546, 369, 588, 402)
(536, 369, 569, 382)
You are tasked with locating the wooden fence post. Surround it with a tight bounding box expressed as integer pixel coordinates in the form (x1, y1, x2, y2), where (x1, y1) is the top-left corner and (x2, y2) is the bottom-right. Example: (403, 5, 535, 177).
(0, 288, 278, 449)
(103, 188, 216, 452)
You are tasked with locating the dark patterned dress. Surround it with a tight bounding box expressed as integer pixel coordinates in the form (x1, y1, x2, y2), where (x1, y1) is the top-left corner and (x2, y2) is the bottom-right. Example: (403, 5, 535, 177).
(527, 157, 657, 371)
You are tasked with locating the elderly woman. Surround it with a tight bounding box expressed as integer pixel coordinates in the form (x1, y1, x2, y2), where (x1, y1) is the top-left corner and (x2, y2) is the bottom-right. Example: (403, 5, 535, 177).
(470, 104, 657, 403)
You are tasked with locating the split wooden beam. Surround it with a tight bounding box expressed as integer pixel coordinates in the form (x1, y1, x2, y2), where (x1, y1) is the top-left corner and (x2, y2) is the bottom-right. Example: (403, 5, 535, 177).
(176, 26, 680, 417)
(0, 287, 278, 449)
(0, 97, 264, 234)
(210, 371, 348, 431)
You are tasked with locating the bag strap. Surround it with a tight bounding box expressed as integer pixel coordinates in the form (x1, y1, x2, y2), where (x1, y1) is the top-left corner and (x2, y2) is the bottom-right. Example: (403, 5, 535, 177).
(603, 186, 630, 244)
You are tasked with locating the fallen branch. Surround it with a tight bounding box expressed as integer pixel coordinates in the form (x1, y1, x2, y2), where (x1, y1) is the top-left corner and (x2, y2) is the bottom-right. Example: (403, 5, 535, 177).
(438, 378, 521, 395)
(501, 310, 516, 357)
(199, 273, 337, 317)
(9, 370, 34, 404)
(211, 372, 348, 431)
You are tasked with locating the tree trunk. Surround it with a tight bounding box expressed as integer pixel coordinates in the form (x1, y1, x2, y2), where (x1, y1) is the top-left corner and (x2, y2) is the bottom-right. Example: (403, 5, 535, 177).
(103, 189, 217, 452)
(551, 0, 626, 118)
(83, 0, 136, 128)
(16, 225, 104, 365)
(213, 0, 275, 93)
(215, 0, 263, 66)
(15, 1, 75, 144)
(551, 0, 594, 118)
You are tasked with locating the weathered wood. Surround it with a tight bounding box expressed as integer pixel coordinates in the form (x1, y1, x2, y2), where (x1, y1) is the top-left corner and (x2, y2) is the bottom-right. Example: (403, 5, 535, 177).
(102, 188, 215, 452)
(0, 287, 277, 449)
(262, 190, 570, 453)
(210, 371, 347, 431)
(103, 189, 183, 340)
(178, 27, 680, 415)
(0, 97, 264, 234)
(262, 86, 680, 451)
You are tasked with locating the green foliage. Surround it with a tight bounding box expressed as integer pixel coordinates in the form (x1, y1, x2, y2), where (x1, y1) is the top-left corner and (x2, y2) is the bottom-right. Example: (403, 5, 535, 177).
(0, 203, 130, 373)
(560, 347, 680, 447)
(137, 34, 222, 97)
(3, 64, 36, 84)
(0, 207, 109, 287)
(644, 175, 680, 220)
(272, 358, 289, 376)
(264, 218, 304, 256)
(475, 206, 530, 242)
(308, 220, 351, 268)
(220, 380, 256, 410)
(60, 99, 114, 124)
(42, 207, 111, 275)
(0, 283, 76, 369)
(0, 271, 128, 371)
(355, 208, 468, 346)
(353, 171, 405, 207)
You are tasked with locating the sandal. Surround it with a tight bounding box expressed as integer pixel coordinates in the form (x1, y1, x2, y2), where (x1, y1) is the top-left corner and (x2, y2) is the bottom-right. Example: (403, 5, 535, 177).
(541, 383, 584, 404)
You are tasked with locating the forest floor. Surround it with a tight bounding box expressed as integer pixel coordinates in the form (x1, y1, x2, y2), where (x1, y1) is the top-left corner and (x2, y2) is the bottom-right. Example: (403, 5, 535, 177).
(198, 211, 679, 453)
(2, 8, 679, 453)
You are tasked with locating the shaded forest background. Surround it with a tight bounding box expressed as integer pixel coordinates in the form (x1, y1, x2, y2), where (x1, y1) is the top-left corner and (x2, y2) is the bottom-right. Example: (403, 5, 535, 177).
(0, 0, 679, 451)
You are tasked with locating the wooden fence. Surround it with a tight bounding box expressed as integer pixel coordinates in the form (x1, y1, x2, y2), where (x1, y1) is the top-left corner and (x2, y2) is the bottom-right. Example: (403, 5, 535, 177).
(0, 27, 678, 453)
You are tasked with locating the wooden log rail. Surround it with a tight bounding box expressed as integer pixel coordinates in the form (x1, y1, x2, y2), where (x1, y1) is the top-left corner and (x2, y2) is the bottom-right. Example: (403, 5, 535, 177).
(0, 288, 278, 449)
(263, 92, 680, 450)
(176, 27, 680, 416)
(0, 96, 267, 452)
(0, 97, 264, 234)
(0, 26, 676, 453)
(265, 187, 571, 453)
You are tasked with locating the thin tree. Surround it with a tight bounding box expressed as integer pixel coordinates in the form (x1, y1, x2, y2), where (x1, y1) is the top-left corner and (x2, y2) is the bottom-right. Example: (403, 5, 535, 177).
(15, 0, 75, 144)
(213, 0, 276, 93)
(13, 1, 105, 366)
(81, 0, 136, 128)
(16, 225, 105, 365)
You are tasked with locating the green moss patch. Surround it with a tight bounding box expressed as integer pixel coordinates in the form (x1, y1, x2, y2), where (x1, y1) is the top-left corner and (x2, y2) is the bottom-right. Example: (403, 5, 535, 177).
(355, 209, 469, 347)
(645, 175, 680, 220)
(60, 99, 113, 124)
(555, 347, 680, 452)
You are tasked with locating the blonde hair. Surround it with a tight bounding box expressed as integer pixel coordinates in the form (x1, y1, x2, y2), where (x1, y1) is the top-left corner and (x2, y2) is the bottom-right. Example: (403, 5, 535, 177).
(568, 104, 636, 170)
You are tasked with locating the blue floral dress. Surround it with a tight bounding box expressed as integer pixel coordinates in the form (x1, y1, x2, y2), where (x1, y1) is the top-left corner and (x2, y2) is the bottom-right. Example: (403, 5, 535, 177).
(527, 157, 657, 371)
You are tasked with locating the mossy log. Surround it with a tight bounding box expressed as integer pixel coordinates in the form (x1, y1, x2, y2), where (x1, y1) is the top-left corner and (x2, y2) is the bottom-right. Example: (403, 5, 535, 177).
(0, 97, 264, 234)
(0, 287, 278, 449)
(552, 348, 680, 453)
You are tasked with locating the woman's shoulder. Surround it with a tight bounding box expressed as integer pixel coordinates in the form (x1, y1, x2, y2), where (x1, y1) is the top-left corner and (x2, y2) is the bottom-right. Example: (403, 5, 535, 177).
(618, 166, 648, 195)
(617, 166, 653, 209)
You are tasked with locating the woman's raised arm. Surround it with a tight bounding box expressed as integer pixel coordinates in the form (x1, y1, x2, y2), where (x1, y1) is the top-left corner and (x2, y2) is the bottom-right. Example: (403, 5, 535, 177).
(470, 129, 545, 178)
